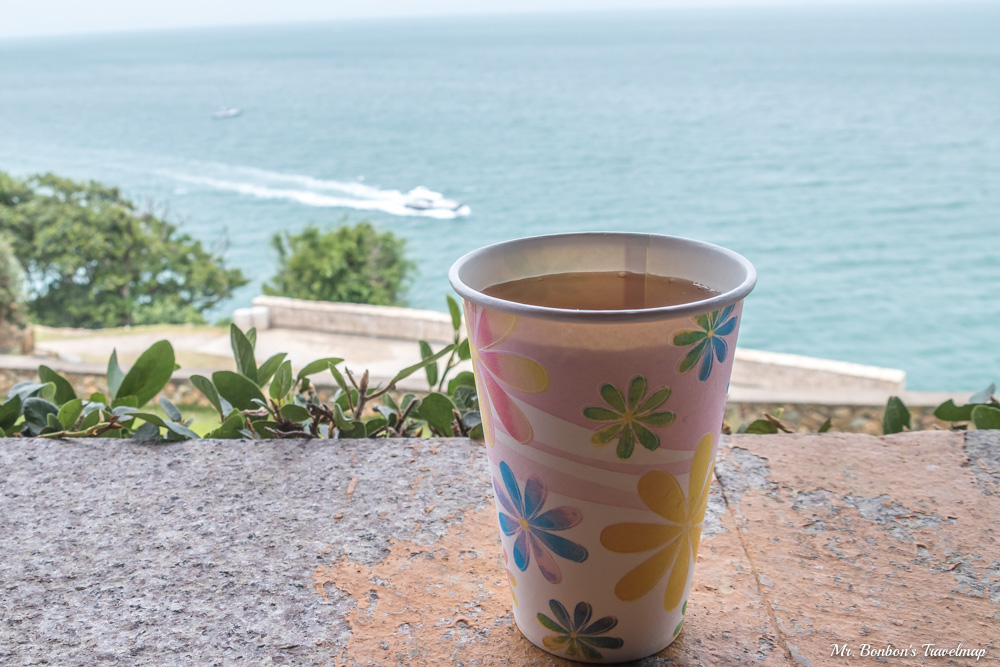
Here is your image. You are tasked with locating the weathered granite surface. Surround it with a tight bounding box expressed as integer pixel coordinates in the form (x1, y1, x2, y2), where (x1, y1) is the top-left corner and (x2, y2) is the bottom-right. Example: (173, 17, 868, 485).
(1, 433, 997, 665)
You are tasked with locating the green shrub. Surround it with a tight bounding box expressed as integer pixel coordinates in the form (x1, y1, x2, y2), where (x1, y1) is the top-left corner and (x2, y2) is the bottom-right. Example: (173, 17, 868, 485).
(0, 234, 24, 329)
(263, 221, 413, 306)
(0, 296, 478, 441)
(0, 171, 247, 328)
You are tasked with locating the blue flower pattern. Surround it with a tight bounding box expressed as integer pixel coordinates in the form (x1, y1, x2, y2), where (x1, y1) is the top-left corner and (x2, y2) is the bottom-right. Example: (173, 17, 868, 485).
(494, 461, 588, 584)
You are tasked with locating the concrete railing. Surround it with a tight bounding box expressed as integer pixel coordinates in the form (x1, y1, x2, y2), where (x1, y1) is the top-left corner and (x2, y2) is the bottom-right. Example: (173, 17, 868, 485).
(236, 296, 455, 343)
(731, 348, 906, 394)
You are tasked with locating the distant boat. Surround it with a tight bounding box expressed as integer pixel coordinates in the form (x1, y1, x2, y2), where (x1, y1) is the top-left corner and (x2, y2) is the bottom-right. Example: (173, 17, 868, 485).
(212, 107, 242, 119)
(403, 185, 469, 214)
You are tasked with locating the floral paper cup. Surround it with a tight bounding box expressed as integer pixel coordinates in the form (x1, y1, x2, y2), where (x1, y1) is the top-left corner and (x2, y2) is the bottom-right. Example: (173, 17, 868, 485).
(449, 232, 756, 662)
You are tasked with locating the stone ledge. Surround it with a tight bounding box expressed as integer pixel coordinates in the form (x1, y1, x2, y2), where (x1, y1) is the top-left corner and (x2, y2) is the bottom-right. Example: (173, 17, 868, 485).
(2, 432, 997, 665)
(252, 296, 456, 344)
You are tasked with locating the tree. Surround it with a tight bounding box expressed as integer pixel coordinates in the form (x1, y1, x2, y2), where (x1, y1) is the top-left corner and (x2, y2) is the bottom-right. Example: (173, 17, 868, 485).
(0, 233, 24, 328)
(263, 221, 413, 306)
(0, 171, 247, 328)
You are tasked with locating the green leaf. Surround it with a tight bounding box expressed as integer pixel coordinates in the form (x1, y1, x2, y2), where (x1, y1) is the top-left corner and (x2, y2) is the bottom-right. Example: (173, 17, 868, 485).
(245, 327, 257, 350)
(374, 404, 398, 427)
(38, 366, 76, 405)
(37, 382, 57, 402)
(745, 419, 778, 434)
(132, 422, 161, 440)
(419, 340, 439, 388)
(448, 371, 477, 395)
(0, 395, 21, 431)
(57, 399, 84, 430)
(270, 360, 294, 400)
(159, 397, 182, 422)
(389, 345, 454, 388)
(457, 338, 471, 361)
(339, 421, 368, 439)
(80, 408, 101, 431)
(44, 413, 63, 433)
(248, 420, 274, 439)
(298, 357, 344, 382)
(206, 409, 246, 439)
(23, 397, 59, 435)
(969, 383, 996, 405)
(365, 416, 388, 436)
(452, 385, 477, 411)
(469, 424, 484, 440)
(416, 392, 457, 436)
(6, 381, 46, 402)
(818, 418, 833, 433)
(230, 324, 258, 383)
(280, 404, 311, 422)
(111, 395, 138, 409)
(213, 370, 268, 411)
(107, 349, 125, 400)
(381, 392, 399, 411)
(933, 399, 974, 423)
(335, 388, 359, 413)
(116, 340, 176, 408)
(446, 294, 462, 331)
(132, 412, 200, 440)
(328, 363, 350, 395)
(882, 396, 911, 435)
(256, 353, 288, 388)
(460, 411, 482, 432)
(191, 375, 224, 418)
(972, 405, 1000, 430)
(332, 404, 353, 430)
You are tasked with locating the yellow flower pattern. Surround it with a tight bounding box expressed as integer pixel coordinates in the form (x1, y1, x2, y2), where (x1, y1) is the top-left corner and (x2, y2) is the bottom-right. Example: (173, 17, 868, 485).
(600, 433, 715, 611)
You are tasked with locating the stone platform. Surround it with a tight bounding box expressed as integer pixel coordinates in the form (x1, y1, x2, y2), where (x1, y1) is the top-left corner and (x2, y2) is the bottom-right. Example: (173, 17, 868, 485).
(1, 432, 997, 665)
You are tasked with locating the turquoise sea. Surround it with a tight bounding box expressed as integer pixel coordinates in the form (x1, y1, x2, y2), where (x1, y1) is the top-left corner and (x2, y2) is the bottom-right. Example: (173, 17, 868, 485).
(1, 3, 998, 390)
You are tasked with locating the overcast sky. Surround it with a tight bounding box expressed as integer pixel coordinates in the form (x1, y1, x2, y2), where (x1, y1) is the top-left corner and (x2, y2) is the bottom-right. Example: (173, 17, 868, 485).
(1, 0, 951, 40)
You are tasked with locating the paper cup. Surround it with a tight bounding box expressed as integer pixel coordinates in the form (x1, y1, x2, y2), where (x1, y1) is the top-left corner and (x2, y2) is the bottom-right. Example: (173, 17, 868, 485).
(449, 232, 756, 663)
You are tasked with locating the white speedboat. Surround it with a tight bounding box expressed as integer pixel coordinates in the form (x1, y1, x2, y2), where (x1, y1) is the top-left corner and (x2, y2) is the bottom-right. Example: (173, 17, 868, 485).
(403, 186, 467, 213)
(212, 107, 242, 119)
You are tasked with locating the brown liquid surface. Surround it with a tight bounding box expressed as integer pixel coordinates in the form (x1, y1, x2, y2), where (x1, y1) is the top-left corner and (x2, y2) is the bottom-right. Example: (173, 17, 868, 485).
(483, 271, 718, 310)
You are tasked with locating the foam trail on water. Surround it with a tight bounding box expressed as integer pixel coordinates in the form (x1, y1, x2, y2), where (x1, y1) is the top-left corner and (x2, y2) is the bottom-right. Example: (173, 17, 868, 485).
(226, 165, 410, 201)
(159, 166, 469, 219)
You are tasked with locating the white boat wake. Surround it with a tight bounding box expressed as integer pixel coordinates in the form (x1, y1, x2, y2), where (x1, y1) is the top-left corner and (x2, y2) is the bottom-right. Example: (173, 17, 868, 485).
(159, 164, 470, 219)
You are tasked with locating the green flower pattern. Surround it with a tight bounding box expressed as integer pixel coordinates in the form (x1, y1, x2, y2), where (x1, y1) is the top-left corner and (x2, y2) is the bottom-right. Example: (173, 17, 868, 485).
(583, 376, 675, 460)
(673, 599, 688, 637)
(537, 599, 624, 661)
(672, 305, 738, 381)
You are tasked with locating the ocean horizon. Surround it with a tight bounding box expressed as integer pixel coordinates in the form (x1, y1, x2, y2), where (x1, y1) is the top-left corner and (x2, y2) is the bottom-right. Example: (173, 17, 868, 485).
(1, 3, 998, 391)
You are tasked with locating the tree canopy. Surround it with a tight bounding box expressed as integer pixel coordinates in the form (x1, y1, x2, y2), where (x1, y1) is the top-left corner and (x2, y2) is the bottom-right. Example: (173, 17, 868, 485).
(263, 221, 413, 306)
(0, 171, 247, 328)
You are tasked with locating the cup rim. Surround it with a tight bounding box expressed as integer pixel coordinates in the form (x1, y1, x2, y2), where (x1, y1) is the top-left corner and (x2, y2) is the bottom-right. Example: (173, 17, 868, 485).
(448, 231, 757, 323)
